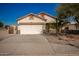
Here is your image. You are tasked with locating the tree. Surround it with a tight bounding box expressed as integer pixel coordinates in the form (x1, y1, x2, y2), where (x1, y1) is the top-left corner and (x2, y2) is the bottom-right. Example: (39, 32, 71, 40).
(5, 25, 10, 29)
(0, 21, 4, 28)
(56, 3, 79, 23)
(55, 3, 79, 34)
(53, 18, 69, 34)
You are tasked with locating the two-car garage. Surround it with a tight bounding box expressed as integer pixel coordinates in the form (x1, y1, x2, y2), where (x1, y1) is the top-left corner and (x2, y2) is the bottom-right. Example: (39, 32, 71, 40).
(18, 25, 43, 34)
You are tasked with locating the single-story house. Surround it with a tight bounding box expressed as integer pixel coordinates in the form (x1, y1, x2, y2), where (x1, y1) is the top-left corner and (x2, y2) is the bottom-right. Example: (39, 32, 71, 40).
(17, 12, 56, 34)
(62, 23, 79, 30)
(61, 22, 79, 34)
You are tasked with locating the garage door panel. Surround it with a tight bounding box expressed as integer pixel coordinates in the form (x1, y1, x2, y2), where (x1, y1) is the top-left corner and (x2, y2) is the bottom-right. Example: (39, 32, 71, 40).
(19, 25, 43, 34)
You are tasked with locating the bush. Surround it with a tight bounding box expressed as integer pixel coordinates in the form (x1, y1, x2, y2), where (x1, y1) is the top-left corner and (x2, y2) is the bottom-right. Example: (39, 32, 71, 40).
(5, 25, 10, 29)
(0, 21, 4, 28)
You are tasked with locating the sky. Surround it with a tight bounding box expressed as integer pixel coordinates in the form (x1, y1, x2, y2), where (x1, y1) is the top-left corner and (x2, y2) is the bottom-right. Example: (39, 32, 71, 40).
(0, 3, 60, 25)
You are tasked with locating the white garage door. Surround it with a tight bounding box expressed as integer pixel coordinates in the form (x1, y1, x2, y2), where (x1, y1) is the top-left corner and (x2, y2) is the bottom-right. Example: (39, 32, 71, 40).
(18, 25, 43, 34)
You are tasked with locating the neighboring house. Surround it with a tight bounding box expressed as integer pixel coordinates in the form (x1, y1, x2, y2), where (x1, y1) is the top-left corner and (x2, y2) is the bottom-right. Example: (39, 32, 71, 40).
(17, 13, 56, 34)
(75, 23, 79, 30)
(62, 23, 79, 30)
(68, 23, 79, 30)
(61, 23, 79, 34)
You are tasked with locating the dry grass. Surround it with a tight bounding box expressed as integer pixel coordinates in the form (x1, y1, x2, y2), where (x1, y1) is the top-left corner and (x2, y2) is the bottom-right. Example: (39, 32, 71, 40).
(45, 34, 79, 48)
(44, 34, 69, 45)
(67, 35, 79, 40)
(60, 35, 79, 41)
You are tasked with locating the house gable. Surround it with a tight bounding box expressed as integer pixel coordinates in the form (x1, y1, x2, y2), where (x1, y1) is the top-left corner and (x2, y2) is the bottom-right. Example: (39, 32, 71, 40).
(38, 12, 57, 23)
(17, 13, 46, 24)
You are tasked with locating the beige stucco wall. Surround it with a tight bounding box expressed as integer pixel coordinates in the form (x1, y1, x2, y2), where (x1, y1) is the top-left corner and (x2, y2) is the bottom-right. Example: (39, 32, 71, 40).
(38, 14, 56, 23)
(17, 16, 45, 24)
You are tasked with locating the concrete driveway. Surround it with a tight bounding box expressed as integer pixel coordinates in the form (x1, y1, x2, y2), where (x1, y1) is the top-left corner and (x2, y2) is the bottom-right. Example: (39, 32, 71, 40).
(0, 35, 53, 55)
(0, 34, 79, 56)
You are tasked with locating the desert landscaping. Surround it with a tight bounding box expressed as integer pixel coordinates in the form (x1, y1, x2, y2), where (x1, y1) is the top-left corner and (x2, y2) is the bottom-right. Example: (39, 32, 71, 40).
(0, 29, 79, 56)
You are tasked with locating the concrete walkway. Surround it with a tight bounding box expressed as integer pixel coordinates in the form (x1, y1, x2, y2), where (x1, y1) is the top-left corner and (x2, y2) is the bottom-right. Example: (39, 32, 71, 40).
(0, 35, 79, 56)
